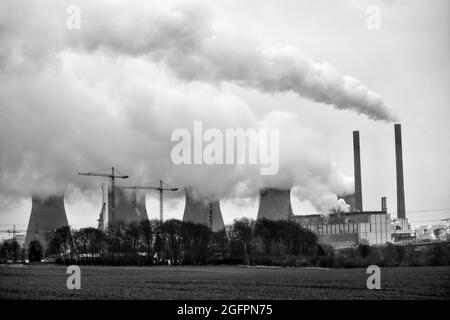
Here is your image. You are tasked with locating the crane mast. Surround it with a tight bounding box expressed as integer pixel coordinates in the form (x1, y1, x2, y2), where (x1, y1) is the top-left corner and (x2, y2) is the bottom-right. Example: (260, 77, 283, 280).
(78, 167, 128, 224)
(111, 167, 115, 221)
(0, 225, 25, 239)
(159, 180, 164, 222)
(209, 202, 213, 230)
(123, 180, 178, 222)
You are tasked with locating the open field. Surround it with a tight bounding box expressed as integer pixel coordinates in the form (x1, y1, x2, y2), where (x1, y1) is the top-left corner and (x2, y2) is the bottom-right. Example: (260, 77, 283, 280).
(1, 265, 449, 300)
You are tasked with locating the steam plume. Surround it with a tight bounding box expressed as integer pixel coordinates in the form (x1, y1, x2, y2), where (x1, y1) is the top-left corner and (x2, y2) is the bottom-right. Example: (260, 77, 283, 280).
(1, 0, 390, 216)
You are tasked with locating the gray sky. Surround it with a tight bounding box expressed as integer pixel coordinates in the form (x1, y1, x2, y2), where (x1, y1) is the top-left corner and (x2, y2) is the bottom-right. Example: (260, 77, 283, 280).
(0, 0, 449, 232)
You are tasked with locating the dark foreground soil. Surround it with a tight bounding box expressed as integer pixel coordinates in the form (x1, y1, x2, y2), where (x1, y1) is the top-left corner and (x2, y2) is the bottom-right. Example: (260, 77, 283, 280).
(1, 265, 449, 299)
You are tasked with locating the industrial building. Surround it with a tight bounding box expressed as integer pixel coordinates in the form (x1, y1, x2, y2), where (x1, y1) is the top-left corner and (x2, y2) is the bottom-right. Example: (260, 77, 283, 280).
(414, 219, 449, 242)
(182, 186, 225, 232)
(288, 124, 412, 248)
(19, 124, 413, 251)
(291, 210, 392, 249)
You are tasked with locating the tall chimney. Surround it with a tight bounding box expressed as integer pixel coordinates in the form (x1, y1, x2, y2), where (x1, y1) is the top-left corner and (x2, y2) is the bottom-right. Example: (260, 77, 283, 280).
(395, 124, 406, 219)
(353, 131, 363, 212)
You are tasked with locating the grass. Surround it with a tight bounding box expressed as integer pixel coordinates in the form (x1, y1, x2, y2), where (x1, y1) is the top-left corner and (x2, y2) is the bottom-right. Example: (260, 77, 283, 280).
(0, 265, 449, 300)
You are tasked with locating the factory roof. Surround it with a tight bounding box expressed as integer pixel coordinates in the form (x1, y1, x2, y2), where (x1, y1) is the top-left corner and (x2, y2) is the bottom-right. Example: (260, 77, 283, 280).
(292, 211, 387, 218)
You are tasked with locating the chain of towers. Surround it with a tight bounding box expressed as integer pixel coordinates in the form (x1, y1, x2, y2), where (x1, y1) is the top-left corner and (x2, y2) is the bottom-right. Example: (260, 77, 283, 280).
(24, 185, 283, 248)
(25, 124, 407, 249)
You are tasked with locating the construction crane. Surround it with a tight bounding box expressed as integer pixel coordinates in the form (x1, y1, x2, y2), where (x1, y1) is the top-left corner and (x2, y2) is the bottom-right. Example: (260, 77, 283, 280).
(78, 167, 129, 222)
(123, 180, 178, 221)
(209, 202, 213, 230)
(0, 225, 26, 239)
(98, 202, 106, 230)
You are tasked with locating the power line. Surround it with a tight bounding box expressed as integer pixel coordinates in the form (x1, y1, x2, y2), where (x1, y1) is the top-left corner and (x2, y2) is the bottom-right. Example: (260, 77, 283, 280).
(406, 208, 450, 213)
(408, 219, 449, 223)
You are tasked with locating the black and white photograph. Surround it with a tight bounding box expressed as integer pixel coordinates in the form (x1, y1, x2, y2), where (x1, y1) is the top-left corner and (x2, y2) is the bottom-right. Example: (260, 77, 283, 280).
(0, 0, 449, 309)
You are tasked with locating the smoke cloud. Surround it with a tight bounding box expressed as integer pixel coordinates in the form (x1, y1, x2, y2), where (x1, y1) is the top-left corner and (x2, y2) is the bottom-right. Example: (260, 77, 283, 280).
(0, 0, 391, 215)
(65, 1, 396, 122)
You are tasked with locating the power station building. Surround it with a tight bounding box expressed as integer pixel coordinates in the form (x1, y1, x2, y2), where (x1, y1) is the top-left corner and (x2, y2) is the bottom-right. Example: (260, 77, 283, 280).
(21, 124, 411, 251)
(291, 211, 392, 249)
(289, 124, 412, 249)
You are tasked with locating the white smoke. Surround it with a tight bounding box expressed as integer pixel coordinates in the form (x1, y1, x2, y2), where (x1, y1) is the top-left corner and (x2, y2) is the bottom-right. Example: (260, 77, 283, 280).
(0, 0, 391, 215)
(64, 1, 396, 122)
(336, 198, 351, 213)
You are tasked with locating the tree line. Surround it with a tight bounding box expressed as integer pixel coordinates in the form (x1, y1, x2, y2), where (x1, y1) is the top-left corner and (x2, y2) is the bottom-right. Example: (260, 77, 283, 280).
(0, 218, 319, 265)
(2, 218, 449, 267)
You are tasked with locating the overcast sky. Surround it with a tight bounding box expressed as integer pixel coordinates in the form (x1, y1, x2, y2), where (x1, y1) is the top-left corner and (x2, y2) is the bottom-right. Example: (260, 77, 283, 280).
(0, 0, 449, 233)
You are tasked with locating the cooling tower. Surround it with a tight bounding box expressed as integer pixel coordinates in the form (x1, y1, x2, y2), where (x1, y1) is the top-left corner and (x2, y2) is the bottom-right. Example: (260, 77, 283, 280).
(394, 124, 406, 219)
(25, 195, 69, 249)
(101, 185, 148, 227)
(256, 188, 293, 221)
(182, 187, 225, 232)
(353, 131, 363, 211)
(114, 187, 148, 223)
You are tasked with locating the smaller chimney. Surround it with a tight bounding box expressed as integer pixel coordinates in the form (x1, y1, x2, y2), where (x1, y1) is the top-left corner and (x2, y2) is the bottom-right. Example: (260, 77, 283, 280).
(381, 197, 387, 213)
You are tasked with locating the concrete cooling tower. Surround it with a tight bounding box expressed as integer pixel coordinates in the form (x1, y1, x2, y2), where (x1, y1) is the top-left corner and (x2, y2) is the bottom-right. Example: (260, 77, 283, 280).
(25, 195, 69, 249)
(100, 184, 149, 228)
(182, 187, 225, 232)
(256, 188, 293, 221)
(114, 187, 148, 223)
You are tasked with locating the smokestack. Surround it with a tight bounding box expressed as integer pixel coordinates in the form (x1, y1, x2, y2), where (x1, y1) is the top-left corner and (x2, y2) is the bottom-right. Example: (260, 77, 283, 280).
(381, 197, 387, 213)
(395, 124, 406, 219)
(353, 131, 363, 212)
(182, 187, 225, 232)
(104, 187, 148, 226)
(257, 188, 293, 221)
(25, 195, 69, 249)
